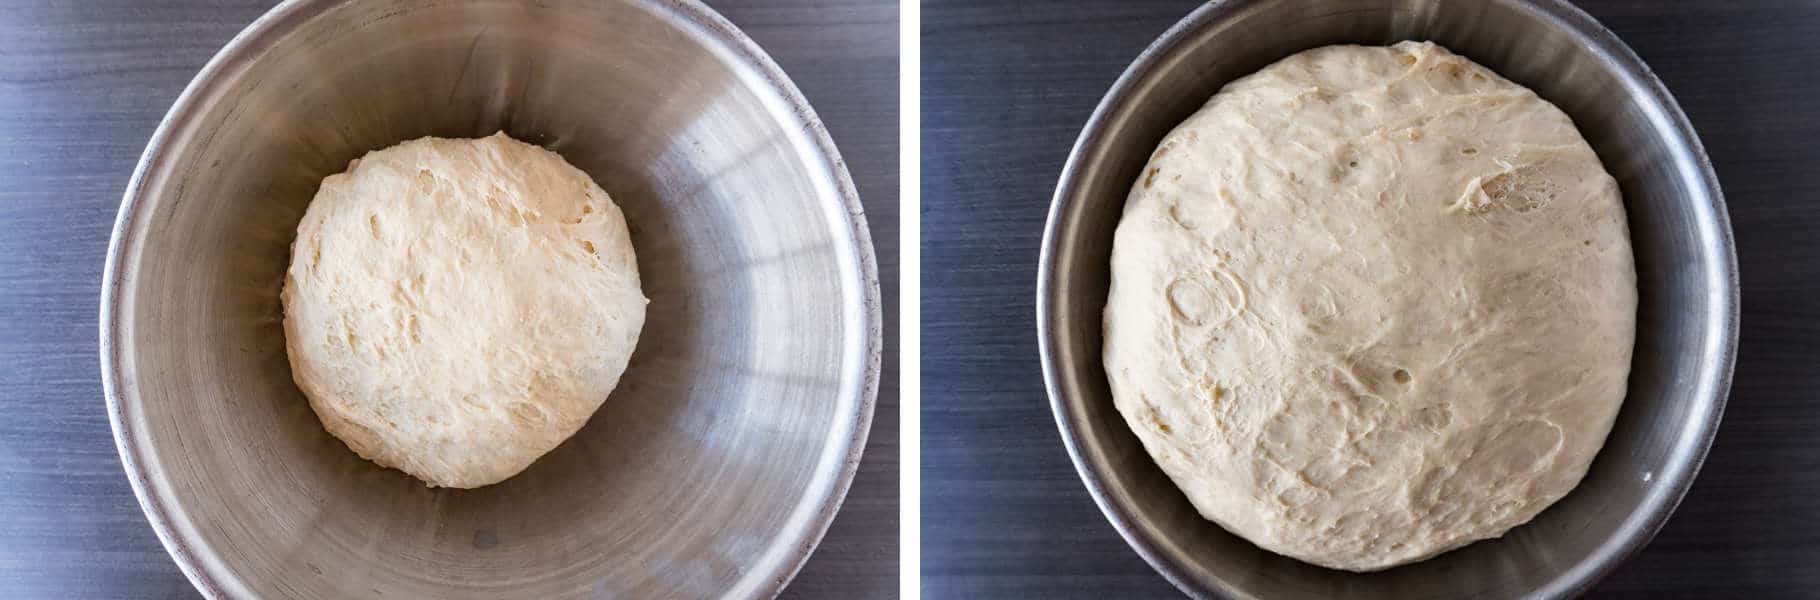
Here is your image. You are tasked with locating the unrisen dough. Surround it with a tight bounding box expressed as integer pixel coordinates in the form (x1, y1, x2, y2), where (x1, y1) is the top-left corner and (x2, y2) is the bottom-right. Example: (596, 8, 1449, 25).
(283, 132, 647, 489)
(1103, 42, 1636, 571)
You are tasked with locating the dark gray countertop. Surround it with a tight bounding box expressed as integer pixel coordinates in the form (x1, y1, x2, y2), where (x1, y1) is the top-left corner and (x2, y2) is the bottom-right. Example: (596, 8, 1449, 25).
(923, 1, 1819, 597)
(0, 1, 897, 598)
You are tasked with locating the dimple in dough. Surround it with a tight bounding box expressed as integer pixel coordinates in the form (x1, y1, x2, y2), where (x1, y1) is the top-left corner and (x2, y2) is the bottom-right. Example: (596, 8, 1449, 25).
(283, 132, 647, 489)
(1103, 42, 1637, 571)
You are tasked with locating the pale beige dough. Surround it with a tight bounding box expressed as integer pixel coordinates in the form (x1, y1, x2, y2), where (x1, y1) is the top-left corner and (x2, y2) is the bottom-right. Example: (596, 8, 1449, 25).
(1103, 41, 1636, 571)
(283, 132, 647, 489)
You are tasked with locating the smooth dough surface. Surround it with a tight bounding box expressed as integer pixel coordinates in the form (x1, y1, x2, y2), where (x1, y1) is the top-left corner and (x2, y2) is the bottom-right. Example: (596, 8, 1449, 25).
(1103, 42, 1636, 571)
(284, 132, 647, 489)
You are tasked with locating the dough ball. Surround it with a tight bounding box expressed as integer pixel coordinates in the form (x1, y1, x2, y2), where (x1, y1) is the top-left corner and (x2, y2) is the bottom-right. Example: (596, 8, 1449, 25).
(1103, 42, 1636, 571)
(283, 132, 647, 489)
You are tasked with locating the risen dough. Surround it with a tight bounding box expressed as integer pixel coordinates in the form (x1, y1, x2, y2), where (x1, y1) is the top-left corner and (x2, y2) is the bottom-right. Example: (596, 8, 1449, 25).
(283, 132, 647, 489)
(1103, 42, 1636, 571)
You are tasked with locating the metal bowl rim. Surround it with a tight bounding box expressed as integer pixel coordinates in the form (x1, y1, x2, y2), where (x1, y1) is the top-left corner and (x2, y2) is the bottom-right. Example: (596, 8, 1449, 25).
(98, 0, 881, 597)
(1035, 0, 1738, 597)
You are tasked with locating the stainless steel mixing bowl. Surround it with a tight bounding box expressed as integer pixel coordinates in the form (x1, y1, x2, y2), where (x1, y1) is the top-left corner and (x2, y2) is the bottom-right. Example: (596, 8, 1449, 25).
(100, 1, 879, 597)
(1039, 0, 1737, 597)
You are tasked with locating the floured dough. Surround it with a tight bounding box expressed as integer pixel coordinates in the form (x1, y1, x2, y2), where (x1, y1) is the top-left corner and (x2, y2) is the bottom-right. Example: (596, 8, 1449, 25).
(283, 132, 647, 489)
(1103, 42, 1636, 571)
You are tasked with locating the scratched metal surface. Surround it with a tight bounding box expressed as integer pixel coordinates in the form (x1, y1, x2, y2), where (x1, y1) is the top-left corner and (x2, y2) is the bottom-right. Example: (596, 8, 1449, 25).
(0, 1, 897, 598)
